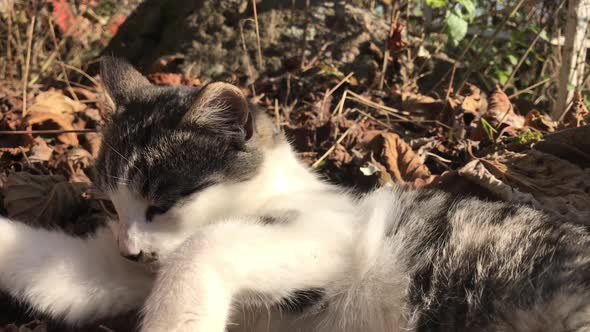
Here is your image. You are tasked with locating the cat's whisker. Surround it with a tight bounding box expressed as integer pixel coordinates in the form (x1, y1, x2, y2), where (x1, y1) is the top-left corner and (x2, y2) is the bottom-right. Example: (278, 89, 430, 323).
(103, 141, 144, 177)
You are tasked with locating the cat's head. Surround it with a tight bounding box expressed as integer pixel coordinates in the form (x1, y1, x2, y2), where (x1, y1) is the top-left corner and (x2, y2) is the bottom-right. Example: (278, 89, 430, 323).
(95, 57, 263, 265)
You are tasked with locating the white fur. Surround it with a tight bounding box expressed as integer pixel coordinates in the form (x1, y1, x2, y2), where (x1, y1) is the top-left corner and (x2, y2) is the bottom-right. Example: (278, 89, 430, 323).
(0, 140, 409, 331)
(0, 219, 153, 324)
(136, 142, 410, 331)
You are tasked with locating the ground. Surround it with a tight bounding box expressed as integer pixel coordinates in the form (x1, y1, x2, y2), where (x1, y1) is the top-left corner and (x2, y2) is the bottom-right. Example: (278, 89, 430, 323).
(0, 0, 589, 331)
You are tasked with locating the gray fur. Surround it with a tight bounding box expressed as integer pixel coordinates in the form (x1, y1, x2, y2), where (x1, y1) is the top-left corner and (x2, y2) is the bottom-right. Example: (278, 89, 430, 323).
(95, 57, 263, 211)
(380, 187, 590, 331)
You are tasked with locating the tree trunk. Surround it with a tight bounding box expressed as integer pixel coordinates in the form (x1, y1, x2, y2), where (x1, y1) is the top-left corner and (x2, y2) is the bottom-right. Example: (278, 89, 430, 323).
(554, 0, 590, 119)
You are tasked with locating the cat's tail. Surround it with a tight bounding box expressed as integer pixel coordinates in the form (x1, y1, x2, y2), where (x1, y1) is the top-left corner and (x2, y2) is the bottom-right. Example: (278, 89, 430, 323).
(0, 216, 154, 325)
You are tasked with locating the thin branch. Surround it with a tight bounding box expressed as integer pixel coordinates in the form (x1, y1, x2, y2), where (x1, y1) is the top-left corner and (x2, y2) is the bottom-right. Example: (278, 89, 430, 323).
(326, 72, 354, 98)
(508, 78, 551, 99)
(48, 18, 79, 103)
(56, 61, 101, 88)
(502, 0, 567, 91)
(379, 5, 399, 91)
(431, 34, 478, 92)
(22, 15, 36, 117)
(457, 0, 528, 90)
(252, 0, 264, 70)
(0, 129, 98, 135)
(312, 116, 368, 168)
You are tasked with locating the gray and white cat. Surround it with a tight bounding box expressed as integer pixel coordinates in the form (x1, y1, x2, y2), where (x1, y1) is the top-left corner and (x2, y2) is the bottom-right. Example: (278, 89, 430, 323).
(0, 57, 589, 332)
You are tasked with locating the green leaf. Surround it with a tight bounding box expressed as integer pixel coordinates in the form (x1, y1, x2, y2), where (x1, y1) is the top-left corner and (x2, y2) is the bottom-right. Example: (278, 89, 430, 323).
(426, 0, 448, 8)
(457, 0, 476, 20)
(481, 118, 498, 142)
(516, 129, 543, 145)
(538, 30, 549, 42)
(496, 68, 510, 85)
(445, 8, 468, 46)
(317, 63, 345, 78)
(507, 54, 518, 66)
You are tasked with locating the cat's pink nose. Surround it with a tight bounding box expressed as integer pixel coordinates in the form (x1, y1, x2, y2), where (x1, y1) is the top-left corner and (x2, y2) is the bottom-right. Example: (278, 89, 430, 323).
(118, 237, 141, 259)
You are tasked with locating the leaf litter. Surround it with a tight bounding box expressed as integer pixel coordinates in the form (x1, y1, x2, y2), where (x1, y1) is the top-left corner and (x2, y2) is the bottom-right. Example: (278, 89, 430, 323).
(0, 1, 589, 331)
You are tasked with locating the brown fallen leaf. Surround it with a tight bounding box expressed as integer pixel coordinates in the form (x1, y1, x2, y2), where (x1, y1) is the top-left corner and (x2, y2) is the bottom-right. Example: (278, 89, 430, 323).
(534, 125, 590, 168)
(28, 137, 53, 162)
(0, 320, 48, 332)
(83, 132, 102, 158)
(2, 172, 109, 235)
(362, 133, 434, 187)
(328, 143, 353, 168)
(424, 169, 499, 201)
(48, 0, 76, 34)
(28, 90, 86, 124)
(561, 91, 589, 128)
(25, 111, 79, 146)
(525, 110, 557, 132)
(458, 159, 540, 206)
(457, 83, 486, 124)
(148, 54, 186, 73)
(401, 91, 444, 116)
(60, 146, 94, 182)
(0, 111, 33, 152)
(459, 150, 590, 226)
(106, 13, 127, 36)
(388, 21, 408, 54)
(470, 85, 524, 141)
(486, 85, 524, 129)
(147, 72, 201, 87)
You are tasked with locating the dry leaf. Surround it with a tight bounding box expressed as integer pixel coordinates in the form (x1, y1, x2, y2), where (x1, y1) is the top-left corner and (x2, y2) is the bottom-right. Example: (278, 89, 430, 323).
(106, 13, 127, 36)
(83, 132, 102, 158)
(0, 111, 33, 152)
(60, 147, 94, 182)
(457, 83, 486, 123)
(458, 159, 540, 205)
(388, 21, 408, 53)
(147, 73, 201, 87)
(328, 143, 353, 168)
(561, 91, 589, 128)
(28, 137, 53, 162)
(48, 0, 75, 34)
(470, 85, 524, 141)
(148, 54, 186, 73)
(486, 85, 524, 129)
(534, 125, 590, 168)
(25, 111, 79, 146)
(362, 158, 393, 187)
(48, 0, 96, 45)
(401, 92, 443, 116)
(29, 90, 86, 123)
(0, 320, 47, 332)
(2, 172, 108, 235)
(423, 169, 499, 200)
(525, 110, 557, 132)
(459, 150, 590, 226)
(364, 133, 433, 187)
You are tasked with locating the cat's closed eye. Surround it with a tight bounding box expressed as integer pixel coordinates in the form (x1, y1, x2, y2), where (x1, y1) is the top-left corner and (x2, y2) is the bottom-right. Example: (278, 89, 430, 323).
(145, 181, 215, 222)
(145, 206, 170, 222)
(179, 181, 215, 197)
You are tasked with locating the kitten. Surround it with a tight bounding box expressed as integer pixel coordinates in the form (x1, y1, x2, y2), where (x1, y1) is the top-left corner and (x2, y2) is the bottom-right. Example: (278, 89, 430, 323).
(0, 57, 589, 332)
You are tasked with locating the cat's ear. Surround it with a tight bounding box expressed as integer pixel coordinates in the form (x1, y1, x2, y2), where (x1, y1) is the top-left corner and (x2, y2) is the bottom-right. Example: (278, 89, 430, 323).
(181, 82, 253, 140)
(100, 56, 151, 106)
